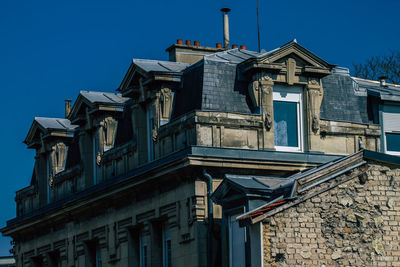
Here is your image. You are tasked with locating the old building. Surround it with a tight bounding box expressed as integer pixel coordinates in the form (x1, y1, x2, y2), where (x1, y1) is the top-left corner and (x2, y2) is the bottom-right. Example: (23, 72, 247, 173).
(2, 17, 400, 266)
(213, 150, 400, 267)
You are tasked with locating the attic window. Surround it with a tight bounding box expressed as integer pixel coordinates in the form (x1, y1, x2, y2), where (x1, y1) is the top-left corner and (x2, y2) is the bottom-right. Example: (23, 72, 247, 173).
(385, 133, 400, 154)
(273, 84, 303, 152)
(381, 104, 400, 155)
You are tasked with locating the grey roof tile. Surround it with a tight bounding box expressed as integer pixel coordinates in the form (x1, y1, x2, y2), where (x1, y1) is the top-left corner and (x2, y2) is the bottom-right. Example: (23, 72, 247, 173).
(35, 117, 78, 131)
(132, 59, 189, 73)
(80, 91, 130, 105)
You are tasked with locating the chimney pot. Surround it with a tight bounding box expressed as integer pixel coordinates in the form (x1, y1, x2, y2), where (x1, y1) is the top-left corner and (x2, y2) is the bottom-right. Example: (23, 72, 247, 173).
(232, 44, 238, 49)
(240, 45, 246, 50)
(177, 39, 183, 45)
(216, 43, 222, 48)
(185, 40, 192, 46)
(65, 99, 72, 118)
(194, 40, 200, 46)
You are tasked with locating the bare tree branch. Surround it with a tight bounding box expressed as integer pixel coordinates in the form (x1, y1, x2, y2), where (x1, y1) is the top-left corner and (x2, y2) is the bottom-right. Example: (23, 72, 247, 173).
(352, 51, 400, 84)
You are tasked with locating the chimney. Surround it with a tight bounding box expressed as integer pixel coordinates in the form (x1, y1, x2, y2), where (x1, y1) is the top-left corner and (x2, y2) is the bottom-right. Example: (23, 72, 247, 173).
(221, 7, 231, 49)
(379, 76, 387, 87)
(65, 99, 72, 118)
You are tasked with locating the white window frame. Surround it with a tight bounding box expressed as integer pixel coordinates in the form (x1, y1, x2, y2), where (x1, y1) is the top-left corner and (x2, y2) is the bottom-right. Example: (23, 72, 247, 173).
(380, 104, 400, 155)
(273, 84, 304, 152)
(383, 132, 400, 156)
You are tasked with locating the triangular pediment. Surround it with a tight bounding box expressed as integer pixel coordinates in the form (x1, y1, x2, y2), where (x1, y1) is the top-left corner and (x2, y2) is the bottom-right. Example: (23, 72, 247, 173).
(118, 62, 149, 96)
(24, 118, 77, 148)
(259, 41, 333, 69)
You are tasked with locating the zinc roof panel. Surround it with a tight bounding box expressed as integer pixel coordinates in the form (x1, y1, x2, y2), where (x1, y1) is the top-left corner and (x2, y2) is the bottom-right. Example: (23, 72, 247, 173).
(80, 91, 129, 105)
(35, 117, 78, 131)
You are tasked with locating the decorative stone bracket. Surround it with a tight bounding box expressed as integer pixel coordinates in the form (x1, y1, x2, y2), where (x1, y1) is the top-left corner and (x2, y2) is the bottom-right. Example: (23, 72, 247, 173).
(48, 142, 67, 187)
(248, 73, 275, 148)
(306, 80, 323, 134)
(248, 73, 274, 131)
(159, 88, 173, 121)
(96, 117, 117, 165)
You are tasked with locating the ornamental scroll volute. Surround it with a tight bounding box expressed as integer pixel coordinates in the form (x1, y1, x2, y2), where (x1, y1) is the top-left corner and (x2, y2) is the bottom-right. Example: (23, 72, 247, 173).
(306, 79, 323, 134)
(248, 73, 274, 131)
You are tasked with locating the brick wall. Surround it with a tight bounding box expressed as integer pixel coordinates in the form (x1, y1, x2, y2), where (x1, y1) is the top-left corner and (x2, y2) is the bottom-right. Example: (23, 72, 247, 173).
(263, 163, 400, 266)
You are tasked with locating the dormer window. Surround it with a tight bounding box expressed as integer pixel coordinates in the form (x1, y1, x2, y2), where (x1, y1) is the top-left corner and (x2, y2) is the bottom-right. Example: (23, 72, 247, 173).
(273, 84, 303, 152)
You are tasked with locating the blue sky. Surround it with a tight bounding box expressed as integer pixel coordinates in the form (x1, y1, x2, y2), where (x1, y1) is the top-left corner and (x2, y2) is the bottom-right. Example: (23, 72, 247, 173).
(0, 0, 399, 255)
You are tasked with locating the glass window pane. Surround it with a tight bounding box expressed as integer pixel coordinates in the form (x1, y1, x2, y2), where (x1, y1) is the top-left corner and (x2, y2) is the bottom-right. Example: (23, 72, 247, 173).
(386, 133, 400, 152)
(274, 101, 298, 147)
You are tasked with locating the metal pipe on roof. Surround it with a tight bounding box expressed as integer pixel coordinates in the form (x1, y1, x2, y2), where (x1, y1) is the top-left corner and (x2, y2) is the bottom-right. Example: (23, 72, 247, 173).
(221, 7, 231, 49)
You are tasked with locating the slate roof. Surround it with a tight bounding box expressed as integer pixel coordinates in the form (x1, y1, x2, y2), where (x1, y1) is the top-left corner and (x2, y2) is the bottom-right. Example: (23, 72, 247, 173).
(224, 174, 292, 192)
(79, 91, 129, 105)
(173, 48, 263, 118)
(204, 48, 261, 64)
(132, 59, 189, 73)
(174, 47, 375, 122)
(320, 69, 370, 124)
(34, 117, 77, 131)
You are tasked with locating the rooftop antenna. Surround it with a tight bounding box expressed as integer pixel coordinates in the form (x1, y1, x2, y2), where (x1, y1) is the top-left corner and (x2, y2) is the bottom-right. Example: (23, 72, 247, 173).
(257, 0, 261, 52)
(221, 7, 231, 49)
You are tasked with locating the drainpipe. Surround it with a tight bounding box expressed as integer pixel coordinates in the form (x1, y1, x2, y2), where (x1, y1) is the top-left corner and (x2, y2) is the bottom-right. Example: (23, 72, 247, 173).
(203, 169, 214, 267)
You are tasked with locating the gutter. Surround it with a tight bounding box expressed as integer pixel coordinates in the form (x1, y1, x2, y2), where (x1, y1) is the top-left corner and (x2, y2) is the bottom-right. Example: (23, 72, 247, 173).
(202, 169, 213, 267)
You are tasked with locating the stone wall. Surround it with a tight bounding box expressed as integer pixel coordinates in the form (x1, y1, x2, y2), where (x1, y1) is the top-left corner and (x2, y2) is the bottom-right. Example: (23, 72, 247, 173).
(263, 163, 400, 266)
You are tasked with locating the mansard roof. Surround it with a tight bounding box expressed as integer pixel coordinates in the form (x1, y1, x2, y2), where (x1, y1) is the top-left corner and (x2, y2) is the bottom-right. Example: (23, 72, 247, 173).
(320, 69, 370, 124)
(174, 41, 334, 118)
(24, 117, 78, 148)
(69, 91, 129, 124)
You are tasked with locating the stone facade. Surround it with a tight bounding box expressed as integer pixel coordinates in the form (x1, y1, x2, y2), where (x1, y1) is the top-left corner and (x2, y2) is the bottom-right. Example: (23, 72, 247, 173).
(2, 38, 399, 267)
(263, 162, 400, 267)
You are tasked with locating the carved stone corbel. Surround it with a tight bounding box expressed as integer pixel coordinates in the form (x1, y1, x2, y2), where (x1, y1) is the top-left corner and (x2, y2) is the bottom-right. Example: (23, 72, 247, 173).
(306, 80, 323, 134)
(248, 80, 261, 109)
(248, 73, 275, 149)
(96, 116, 117, 165)
(159, 88, 173, 121)
(259, 75, 274, 132)
(48, 142, 67, 186)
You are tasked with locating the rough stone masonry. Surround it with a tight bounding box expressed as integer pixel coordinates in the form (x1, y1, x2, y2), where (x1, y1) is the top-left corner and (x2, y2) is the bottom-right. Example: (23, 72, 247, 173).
(263, 162, 400, 267)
